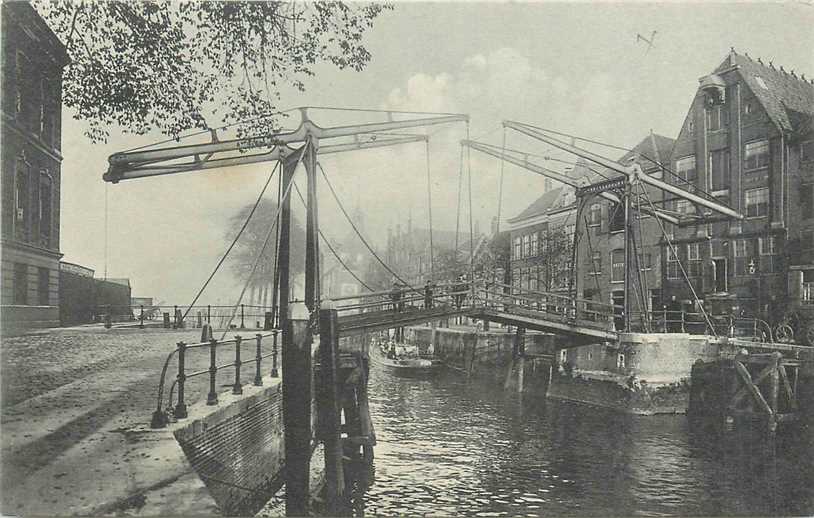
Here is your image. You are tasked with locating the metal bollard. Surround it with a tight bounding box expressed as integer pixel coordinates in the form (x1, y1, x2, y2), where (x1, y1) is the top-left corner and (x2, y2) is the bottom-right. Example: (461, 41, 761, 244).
(271, 329, 279, 377)
(254, 334, 263, 386)
(207, 304, 211, 324)
(207, 339, 218, 405)
(175, 342, 188, 419)
(233, 336, 243, 395)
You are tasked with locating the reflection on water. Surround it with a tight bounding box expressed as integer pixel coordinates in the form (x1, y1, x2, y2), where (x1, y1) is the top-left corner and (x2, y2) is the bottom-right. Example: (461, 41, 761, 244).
(353, 366, 814, 517)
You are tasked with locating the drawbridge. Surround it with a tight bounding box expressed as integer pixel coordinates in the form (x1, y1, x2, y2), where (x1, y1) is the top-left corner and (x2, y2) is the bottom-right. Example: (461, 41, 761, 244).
(103, 105, 745, 515)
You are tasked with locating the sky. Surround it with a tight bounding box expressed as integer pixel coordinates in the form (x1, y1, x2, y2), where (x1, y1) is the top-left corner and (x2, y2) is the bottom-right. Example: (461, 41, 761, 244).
(58, 1, 814, 304)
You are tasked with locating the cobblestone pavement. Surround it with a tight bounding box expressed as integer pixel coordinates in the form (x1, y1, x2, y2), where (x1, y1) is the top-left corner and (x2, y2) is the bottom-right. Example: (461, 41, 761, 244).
(1, 325, 271, 516)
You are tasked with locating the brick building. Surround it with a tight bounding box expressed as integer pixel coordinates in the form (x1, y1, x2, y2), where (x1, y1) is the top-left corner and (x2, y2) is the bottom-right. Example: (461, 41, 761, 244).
(508, 135, 673, 322)
(662, 50, 814, 323)
(574, 134, 675, 323)
(1, 3, 69, 332)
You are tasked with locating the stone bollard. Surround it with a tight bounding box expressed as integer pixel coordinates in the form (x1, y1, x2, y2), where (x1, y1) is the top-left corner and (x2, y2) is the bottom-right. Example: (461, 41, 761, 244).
(201, 324, 213, 342)
(104, 312, 112, 329)
(163, 312, 171, 329)
(264, 311, 274, 331)
(197, 311, 203, 328)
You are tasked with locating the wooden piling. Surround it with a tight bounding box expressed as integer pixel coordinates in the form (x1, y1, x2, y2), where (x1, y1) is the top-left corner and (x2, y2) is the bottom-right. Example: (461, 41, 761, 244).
(318, 303, 345, 512)
(282, 302, 312, 517)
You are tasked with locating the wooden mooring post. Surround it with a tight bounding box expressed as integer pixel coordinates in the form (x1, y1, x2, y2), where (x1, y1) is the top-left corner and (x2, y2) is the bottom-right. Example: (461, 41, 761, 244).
(318, 302, 345, 513)
(283, 302, 312, 516)
(689, 349, 801, 435)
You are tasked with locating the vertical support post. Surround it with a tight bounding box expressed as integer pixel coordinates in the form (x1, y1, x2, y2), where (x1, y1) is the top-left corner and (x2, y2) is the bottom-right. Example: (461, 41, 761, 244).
(233, 335, 243, 395)
(283, 302, 312, 517)
(173, 305, 178, 328)
(207, 339, 218, 405)
(663, 305, 668, 333)
(139, 305, 144, 328)
(768, 351, 781, 432)
(240, 304, 245, 329)
(623, 183, 632, 332)
(271, 329, 279, 377)
(175, 341, 188, 418)
(207, 304, 211, 324)
(254, 333, 263, 386)
(319, 301, 345, 512)
(304, 137, 320, 312)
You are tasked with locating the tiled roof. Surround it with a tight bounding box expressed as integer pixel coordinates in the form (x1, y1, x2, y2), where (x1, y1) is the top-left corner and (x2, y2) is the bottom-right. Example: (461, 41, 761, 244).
(715, 50, 814, 133)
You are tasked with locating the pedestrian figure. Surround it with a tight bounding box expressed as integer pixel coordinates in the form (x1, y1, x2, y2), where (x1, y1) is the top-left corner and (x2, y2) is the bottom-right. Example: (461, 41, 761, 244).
(424, 279, 434, 309)
(390, 281, 402, 313)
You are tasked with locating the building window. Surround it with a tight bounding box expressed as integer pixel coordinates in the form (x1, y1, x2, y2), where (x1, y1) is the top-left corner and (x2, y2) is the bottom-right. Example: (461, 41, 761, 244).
(744, 140, 770, 171)
(39, 77, 54, 144)
(803, 185, 814, 220)
(675, 156, 697, 184)
(609, 202, 624, 232)
(530, 232, 538, 257)
(744, 101, 753, 115)
(687, 243, 702, 277)
(565, 224, 575, 241)
(522, 234, 531, 258)
(14, 263, 28, 305)
(733, 238, 751, 276)
(676, 199, 693, 215)
(667, 248, 681, 280)
(687, 119, 694, 136)
(14, 156, 30, 241)
(640, 252, 653, 271)
(706, 105, 729, 131)
(759, 236, 781, 274)
(560, 349, 567, 364)
(617, 353, 626, 369)
(513, 237, 521, 260)
(803, 271, 814, 305)
(611, 249, 625, 283)
(588, 203, 601, 226)
(708, 149, 730, 191)
(38, 268, 50, 306)
(39, 172, 53, 248)
(802, 141, 814, 162)
(591, 251, 602, 274)
(745, 187, 769, 218)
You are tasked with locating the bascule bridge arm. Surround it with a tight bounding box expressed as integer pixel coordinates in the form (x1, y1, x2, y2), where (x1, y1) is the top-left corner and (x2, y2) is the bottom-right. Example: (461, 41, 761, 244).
(503, 120, 743, 220)
(104, 109, 469, 183)
(461, 140, 679, 225)
(104, 134, 429, 183)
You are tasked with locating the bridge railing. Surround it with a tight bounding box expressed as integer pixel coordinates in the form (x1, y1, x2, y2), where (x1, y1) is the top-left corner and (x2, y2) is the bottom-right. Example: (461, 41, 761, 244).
(150, 329, 280, 428)
(332, 281, 470, 316)
(91, 303, 278, 330)
(473, 283, 616, 329)
(626, 309, 774, 341)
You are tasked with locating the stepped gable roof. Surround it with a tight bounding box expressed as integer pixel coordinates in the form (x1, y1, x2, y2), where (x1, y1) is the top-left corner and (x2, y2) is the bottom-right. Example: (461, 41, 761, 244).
(715, 50, 814, 133)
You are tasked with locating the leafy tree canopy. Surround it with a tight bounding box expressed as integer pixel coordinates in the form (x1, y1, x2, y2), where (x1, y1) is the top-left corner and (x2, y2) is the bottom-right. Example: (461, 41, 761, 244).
(35, 1, 390, 142)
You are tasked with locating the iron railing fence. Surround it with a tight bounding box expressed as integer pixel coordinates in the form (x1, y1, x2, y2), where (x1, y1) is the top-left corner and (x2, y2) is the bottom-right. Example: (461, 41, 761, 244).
(151, 329, 280, 428)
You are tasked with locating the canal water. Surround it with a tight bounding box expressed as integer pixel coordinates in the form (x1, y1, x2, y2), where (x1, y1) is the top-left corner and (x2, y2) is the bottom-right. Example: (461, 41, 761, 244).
(349, 366, 814, 517)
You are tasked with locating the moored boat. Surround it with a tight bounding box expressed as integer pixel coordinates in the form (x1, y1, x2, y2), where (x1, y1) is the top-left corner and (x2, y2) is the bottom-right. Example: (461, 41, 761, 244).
(370, 340, 443, 376)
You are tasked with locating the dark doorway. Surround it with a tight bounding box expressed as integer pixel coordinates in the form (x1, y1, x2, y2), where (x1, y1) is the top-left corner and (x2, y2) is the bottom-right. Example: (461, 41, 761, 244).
(713, 258, 727, 292)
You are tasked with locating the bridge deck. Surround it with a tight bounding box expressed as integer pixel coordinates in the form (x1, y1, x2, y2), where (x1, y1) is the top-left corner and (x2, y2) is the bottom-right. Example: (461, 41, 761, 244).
(337, 302, 617, 346)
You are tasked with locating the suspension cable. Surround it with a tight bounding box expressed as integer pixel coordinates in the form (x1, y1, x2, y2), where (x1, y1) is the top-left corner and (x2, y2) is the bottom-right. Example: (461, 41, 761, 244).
(425, 140, 435, 280)
(639, 183, 717, 336)
(219, 147, 306, 339)
(180, 162, 280, 322)
(466, 123, 475, 281)
(455, 145, 464, 255)
(317, 162, 421, 296)
(291, 181, 375, 293)
(495, 127, 506, 235)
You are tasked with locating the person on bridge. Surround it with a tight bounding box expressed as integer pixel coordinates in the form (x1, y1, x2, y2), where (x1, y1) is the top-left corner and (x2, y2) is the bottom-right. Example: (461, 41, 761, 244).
(390, 282, 402, 313)
(424, 279, 435, 309)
